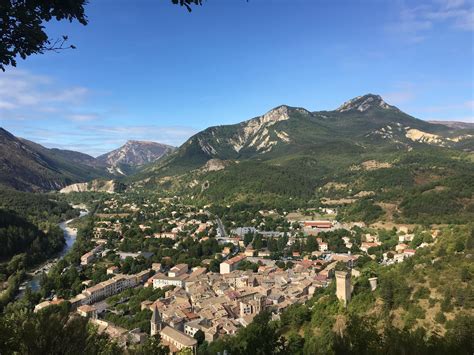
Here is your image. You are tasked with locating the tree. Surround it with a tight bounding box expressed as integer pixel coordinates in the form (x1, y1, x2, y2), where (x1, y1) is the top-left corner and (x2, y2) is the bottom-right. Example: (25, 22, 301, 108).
(244, 232, 254, 247)
(305, 235, 319, 252)
(1, 0, 212, 71)
(0, 0, 88, 71)
(280, 304, 311, 329)
(194, 329, 205, 345)
(133, 334, 169, 355)
(172, 0, 203, 12)
(0, 303, 122, 354)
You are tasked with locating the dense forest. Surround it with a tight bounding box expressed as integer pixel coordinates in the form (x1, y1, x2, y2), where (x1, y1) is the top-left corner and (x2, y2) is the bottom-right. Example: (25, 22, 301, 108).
(0, 187, 79, 226)
(0, 209, 64, 261)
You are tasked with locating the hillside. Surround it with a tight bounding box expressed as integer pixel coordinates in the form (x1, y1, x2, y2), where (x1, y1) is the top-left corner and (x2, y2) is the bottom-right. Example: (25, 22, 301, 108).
(0, 128, 109, 192)
(0, 129, 175, 192)
(131, 94, 474, 222)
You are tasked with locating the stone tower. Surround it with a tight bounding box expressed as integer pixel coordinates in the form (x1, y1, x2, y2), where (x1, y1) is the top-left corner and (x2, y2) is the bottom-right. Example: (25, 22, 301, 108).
(150, 304, 163, 336)
(335, 271, 351, 306)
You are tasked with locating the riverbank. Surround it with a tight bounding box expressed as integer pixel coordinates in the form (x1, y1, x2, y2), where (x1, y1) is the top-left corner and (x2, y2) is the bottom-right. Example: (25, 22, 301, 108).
(18, 207, 89, 295)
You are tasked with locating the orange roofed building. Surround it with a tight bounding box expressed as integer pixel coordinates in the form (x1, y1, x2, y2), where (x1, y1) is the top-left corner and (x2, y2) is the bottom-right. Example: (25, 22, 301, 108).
(304, 221, 333, 229)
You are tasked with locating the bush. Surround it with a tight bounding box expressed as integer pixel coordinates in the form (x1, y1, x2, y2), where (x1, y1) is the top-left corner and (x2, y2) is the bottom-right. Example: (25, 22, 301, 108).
(435, 311, 446, 324)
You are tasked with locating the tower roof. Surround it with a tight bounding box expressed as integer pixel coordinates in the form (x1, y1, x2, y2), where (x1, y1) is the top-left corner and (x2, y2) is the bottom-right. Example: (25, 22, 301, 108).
(151, 304, 161, 323)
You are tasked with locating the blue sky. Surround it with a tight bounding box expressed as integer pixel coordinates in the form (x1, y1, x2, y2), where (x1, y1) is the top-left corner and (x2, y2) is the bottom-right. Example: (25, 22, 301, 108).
(0, 0, 473, 156)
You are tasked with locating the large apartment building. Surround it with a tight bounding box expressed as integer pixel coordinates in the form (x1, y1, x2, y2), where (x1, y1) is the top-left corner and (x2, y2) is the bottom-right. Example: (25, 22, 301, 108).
(70, 271, 150, 308)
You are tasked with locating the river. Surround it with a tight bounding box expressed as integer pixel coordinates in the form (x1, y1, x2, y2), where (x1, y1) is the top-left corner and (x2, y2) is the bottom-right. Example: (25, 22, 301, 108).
(18, 206, 89, 295)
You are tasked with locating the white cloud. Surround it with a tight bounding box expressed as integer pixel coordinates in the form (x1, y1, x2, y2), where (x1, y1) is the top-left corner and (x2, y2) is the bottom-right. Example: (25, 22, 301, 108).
(0, 69, 89, 111)
(0, 100, 17, 110)
(386, 0, 474, 42)
(0, 69, 198, 156)
(68, 113, 99, 122)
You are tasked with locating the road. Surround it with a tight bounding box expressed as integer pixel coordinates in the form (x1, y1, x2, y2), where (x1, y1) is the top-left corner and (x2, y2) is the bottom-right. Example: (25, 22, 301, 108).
(215, 217, 227, 238)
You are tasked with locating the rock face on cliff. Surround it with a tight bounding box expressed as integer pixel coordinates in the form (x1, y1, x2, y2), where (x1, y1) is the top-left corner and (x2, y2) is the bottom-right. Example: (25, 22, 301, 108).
(199, 159, 231, 172)
(97, 140, 175, 171)
(59, 179, 124, 194)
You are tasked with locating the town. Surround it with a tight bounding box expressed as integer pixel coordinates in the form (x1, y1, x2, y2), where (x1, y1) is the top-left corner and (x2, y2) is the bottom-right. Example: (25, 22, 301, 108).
(32, 193, 439, 354)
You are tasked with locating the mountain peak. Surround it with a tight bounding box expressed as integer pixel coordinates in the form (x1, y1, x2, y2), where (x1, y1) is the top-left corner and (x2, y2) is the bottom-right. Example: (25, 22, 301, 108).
(337, 94, 397, 113)
(125, 140, 159, 145)
(261, 105, 291, 123)
(97, 140, 175, 167)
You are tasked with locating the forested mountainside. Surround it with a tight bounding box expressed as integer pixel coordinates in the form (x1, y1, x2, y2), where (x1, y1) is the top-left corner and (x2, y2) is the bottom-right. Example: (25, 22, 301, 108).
(130, 95, 474, 224)
(0, 128, 174, 192)
(0, 128, 109, 192)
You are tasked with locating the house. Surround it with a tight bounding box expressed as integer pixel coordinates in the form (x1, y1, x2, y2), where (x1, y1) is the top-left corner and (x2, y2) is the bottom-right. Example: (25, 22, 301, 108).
(319, 242, 328, 252)
(184, 318, 216, 343)
(403, 249, 416, 257)
(364, 234, 377, 243)
(77, 304, 97, 319)
(244, 248, 255, 257)
(169, 264, 188, 277)
(220, 254, 247, 274)
(152, 263, 162, 272)
(396, 243, 408, 252)
(153, 273, 188, 289)
(106, 266, 119, 275)
(154, 232, 178, 240)
(258, 250, 271, 257)
(239, 294, 266, 318)
(393, 253, 405, 263)
(160, 326, 198, 354)
(360, 242, 380, 253)
(196, 223, 207, 234)
(136, 269, 151, 283)
(80, 251, 95, 266)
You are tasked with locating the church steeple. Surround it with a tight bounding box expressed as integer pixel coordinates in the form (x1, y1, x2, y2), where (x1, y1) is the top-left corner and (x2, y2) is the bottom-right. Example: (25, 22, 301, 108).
(150, 304, 162, 336)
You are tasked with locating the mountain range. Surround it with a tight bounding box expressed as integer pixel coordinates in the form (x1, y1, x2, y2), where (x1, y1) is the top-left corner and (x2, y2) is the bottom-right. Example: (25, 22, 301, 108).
(1, 94, 473, 220)
(0, 129, 175, 192)
(130, 95, 473, 208)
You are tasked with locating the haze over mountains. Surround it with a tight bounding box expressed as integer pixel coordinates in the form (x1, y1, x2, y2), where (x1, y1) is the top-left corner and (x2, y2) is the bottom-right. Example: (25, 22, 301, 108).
(1, 94, 473, 198)
(0, 129, 175, 192)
